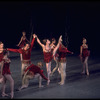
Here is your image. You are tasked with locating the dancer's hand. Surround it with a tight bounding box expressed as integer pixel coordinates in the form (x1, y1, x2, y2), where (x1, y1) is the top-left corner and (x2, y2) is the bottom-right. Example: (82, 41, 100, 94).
(33, 34, 36, 38)
(59, 35, 62, 43)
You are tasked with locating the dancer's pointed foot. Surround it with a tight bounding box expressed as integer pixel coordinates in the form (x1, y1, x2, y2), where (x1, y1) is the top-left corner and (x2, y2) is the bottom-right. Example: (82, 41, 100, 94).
(58, 81, 64, 85)
(81, 71, 85, 75)
(59, 82, 64, 85)
(47, 79, 50, 86)
(2, 93, 9, 97)
(87, 72, 89, 76)
(18, 85, 28, 91)
(39, 85, 44, 88)
(10, 92, 14, 99)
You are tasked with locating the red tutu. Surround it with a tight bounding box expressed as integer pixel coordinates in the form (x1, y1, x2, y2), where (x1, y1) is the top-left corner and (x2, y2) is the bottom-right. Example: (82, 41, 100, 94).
(19, 40, 26, 48)
(43, 52, 53, 63)
(2, 62, 11, 75)
(82, 48, 90, 58)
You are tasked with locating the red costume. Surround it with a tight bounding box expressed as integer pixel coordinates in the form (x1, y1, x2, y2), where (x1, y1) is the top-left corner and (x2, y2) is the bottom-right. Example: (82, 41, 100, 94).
(43, 51, 53, 63)
(58, 44, 72, 62)
(7, 38, 35, 61)
(2, 61, 11, 75)
(19, 39, 27, 48)
(0, 50, 7, 62)
(24, 64, 48, 80)
(82, 46, 90, 58)
(0, 51, 4, 62)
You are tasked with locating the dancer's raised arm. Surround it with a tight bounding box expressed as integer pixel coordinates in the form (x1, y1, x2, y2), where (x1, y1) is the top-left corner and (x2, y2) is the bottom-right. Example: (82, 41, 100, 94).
(36, 35, 45, 48)
(53, 35, 62, 57)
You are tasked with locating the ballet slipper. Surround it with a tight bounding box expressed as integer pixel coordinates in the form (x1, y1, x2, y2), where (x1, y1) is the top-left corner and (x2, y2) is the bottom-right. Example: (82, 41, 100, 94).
(87, 72, 89, 76)
(81, 71, 85, 74)
(47, 80, 50, 85)
(18, 85, 28, 91)
(10, 92, 14, 99)
(59, 82, 64, 85)
(39, 85, 44, 88)
(2, 93, 9, 97)
(58, 81, 61, 84)
(18, 86, 28, 91)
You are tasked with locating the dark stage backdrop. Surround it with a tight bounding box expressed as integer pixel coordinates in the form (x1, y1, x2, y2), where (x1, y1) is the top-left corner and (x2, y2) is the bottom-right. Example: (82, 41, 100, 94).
(0, 1, 99, 56)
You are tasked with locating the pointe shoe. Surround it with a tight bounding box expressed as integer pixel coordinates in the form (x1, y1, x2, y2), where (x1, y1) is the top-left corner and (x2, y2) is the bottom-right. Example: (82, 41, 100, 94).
(2, 93, 9, 97)
(47, 80, 50, 85)
(58, 81, 64, 85)
(39, 85, 44, 88)
(10, 92, 14, 99)
(59, 82, 64, 85)
(87, 72, 89, 76)
(18, 85, 28, 91)
(81, 71, 85, 75)
(58, 81, 61, 84)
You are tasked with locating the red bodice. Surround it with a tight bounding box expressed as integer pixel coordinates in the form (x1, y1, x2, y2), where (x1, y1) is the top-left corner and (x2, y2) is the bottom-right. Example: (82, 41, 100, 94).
(43, 51, 53, 63)
(2, 62, 11, 75)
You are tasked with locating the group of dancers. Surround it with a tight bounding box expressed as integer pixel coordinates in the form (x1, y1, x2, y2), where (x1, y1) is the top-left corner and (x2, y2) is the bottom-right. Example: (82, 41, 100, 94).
(0, 31, 90, 99)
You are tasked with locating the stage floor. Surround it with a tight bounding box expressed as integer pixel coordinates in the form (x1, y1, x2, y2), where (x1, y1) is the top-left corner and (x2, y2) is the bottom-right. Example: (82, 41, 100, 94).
(0, 50, 100, 99)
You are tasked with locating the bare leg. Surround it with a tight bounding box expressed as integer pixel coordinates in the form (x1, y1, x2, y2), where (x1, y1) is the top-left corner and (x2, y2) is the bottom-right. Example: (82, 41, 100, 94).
(21, 63, 30, 83)
(82, 58, 85, 74)
(19, 74, 33, 91)
(51, 60, 59, 75)
(38, 75, 44, 88)
(20, 54, 23, 61)
(58, 63, 66, 85)
(46, 62, 51, 85)
(1, 76, 9, 97)
(85, 57, 89, 76)
(4, 75, 14, 99)
(21, 63, 25, 78)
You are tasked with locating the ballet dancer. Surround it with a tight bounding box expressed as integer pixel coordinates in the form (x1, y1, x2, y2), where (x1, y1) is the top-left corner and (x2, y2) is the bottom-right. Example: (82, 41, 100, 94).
(0, 42, 6, 84)
(17, 30, 30, 61)
(18, 62, 48, 91)
(36, 35, 62, 85)
(79, 38, 90, 76)
(1, 51, 14, 99)
(58, 42, 73, 85)
(7, 34, 36, 83)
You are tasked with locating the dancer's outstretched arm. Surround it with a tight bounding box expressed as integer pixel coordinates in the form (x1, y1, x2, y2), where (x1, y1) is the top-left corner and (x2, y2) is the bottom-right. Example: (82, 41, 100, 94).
(53, 35, 62, 57)
(36, 36, 45, 48)
(17, 36, 23, 46)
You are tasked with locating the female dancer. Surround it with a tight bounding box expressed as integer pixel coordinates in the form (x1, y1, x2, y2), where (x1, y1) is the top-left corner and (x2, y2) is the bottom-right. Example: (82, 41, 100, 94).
(58, 42, 73, 85)
(17, 31, 30, 61)
(1, 51, 14, 99)
(18, 62, 48, 91)
(79, 38, 90, 76)
(36, 35, 62, 85)
(7, 34, 36, 82)
(0, 42, 6, 84)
